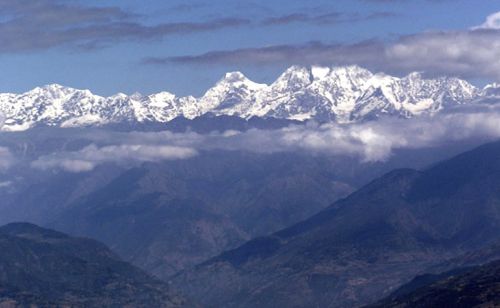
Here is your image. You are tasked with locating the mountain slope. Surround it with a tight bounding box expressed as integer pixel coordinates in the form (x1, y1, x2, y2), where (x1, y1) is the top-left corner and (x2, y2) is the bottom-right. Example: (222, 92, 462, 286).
(0, 222, 189, 307)
(369, 259, 500, 307)
(367, 240, 500, 305)
(0, 66, 489, 131)
(46, 152, 354, 279)
(173, 140, 500, 307)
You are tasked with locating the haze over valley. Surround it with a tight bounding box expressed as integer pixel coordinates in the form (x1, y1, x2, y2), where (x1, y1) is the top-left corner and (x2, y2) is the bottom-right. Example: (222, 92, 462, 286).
(1, 0, 500, 307)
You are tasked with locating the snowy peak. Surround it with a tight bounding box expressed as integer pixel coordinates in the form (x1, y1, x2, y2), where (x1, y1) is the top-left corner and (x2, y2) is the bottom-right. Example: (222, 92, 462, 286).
(0, 65, 492, 131)
(221, 71, 249, 83)
(311, 66, 330, 80)
(31, 83, 70, 94)
(212, 71, 265, 90)
(199, 71, 266, 114)
(272, 66, 313, 91)
(328, 65, 373, 80)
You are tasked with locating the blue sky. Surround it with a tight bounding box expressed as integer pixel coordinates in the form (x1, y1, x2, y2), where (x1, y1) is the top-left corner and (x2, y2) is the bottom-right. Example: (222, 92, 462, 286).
(0, 0, 499, 96)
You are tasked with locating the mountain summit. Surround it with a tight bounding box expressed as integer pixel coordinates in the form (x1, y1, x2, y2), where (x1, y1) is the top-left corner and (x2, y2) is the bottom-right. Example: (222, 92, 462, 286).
(0, 66, 492, 131)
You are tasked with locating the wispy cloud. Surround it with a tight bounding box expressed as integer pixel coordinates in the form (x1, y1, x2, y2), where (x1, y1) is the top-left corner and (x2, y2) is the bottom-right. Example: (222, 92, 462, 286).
(0, 147, 14, 170)
(32, 144, 197, 172)
(0, 181, 12, 188)
(261, 11, 396, 26)
(0, 0, 249, 53)
(143, 40, 384, 66)
(0, 0, 398, 53)
(262, 13, 333, 26)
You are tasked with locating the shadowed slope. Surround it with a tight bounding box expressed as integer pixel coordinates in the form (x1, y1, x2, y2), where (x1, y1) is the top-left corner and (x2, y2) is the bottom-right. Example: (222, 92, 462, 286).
(0, 223, 190, 307)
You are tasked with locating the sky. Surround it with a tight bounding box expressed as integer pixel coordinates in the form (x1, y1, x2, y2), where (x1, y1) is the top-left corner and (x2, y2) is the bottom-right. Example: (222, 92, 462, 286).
(0, 0, 499, 97)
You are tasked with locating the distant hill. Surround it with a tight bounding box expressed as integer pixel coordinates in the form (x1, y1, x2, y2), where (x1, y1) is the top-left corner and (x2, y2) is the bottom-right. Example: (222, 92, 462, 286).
(0, 223, 190, 307)
(174, 140, 500, 307)
(47, 151, 353, 278)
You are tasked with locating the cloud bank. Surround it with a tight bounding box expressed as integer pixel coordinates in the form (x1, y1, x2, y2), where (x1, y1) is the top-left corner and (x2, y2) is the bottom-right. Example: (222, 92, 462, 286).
(28, 102, 500, 172)
(155, 12, 500, 82)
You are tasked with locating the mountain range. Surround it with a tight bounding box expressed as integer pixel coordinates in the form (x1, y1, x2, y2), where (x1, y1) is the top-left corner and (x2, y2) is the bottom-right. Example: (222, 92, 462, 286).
(1, 65, 497, 131)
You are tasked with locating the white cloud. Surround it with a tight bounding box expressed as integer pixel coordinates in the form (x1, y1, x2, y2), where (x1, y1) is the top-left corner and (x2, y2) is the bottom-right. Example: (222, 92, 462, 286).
(32, 144, 198, 172)
(27, 102, 500, 172)
(0, 181, 12, 188)
(0, 147, 14, 170)
(384, 30, 500, 80)
(473, 11, 500, 30)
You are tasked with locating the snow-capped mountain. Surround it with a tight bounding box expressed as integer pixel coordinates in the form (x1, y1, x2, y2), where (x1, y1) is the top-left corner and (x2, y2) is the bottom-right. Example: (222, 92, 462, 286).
(0, 65, 494, 131)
